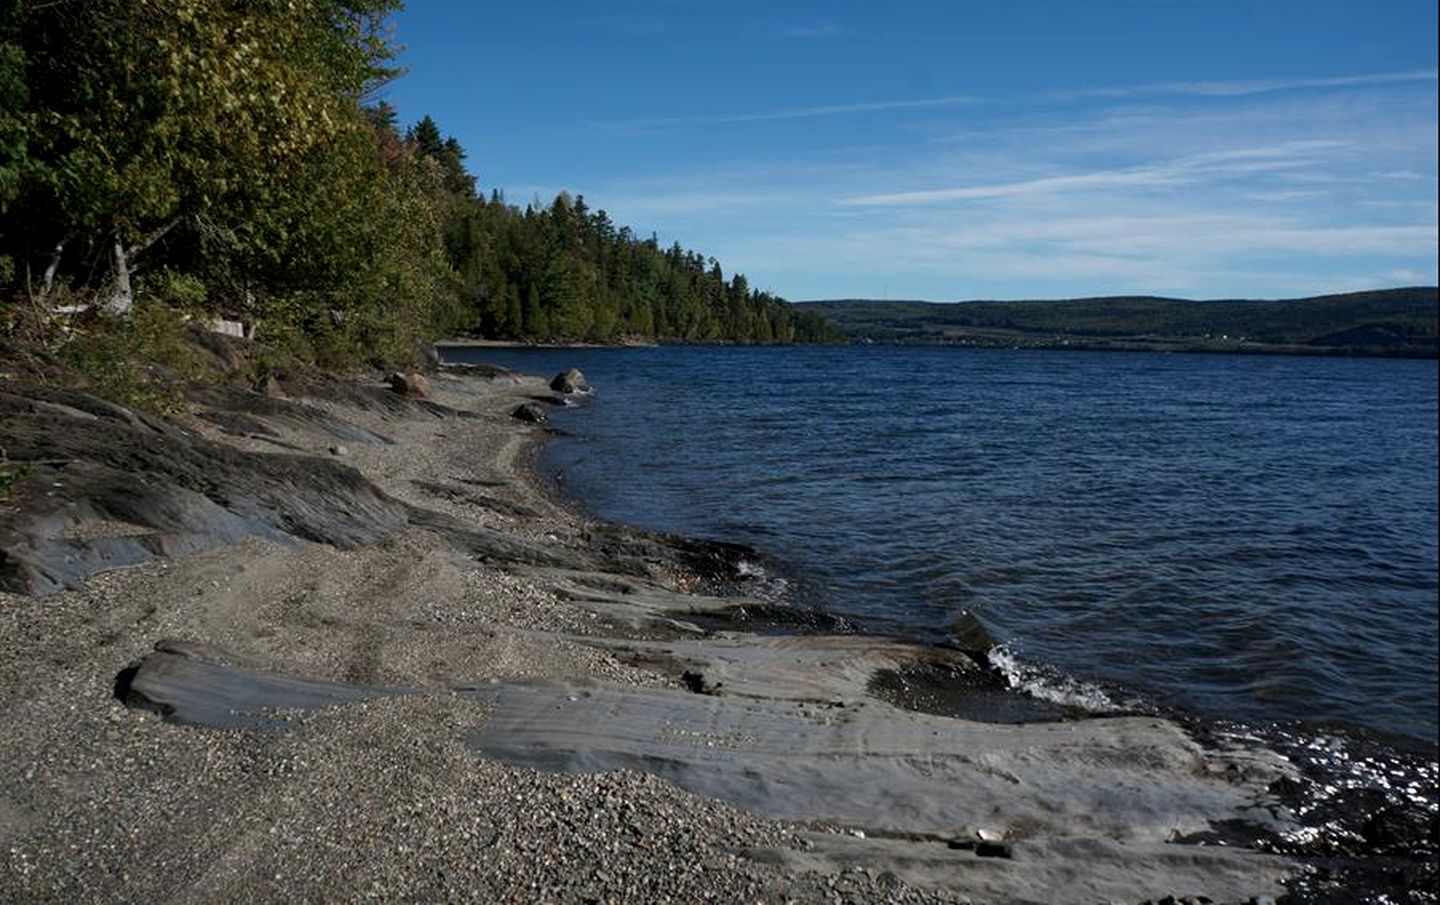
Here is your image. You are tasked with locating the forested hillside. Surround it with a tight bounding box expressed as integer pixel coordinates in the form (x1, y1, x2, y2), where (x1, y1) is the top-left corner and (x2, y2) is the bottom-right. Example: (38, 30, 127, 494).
(447, 185, 836, 344)
(800, 289, 1438, 357)
(0, 0, 832, 388)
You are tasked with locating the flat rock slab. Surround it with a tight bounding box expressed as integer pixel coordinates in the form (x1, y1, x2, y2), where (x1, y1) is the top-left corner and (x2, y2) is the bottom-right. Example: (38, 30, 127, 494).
(117, 644, 404, 731)
(465, 679, 1289, 842)
(116, 644, 1298, 903)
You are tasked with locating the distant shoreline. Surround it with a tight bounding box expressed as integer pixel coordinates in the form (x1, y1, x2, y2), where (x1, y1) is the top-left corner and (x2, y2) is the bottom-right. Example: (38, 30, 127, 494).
(843, 332, 1439, 359)
(435, 337, 659, 350)
(438, 334, 1436, 359)
(798, 287, 1439, 359)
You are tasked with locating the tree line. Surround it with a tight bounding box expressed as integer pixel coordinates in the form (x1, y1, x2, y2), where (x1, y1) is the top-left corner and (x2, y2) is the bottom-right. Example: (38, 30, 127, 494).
(0, 0, 834, 373)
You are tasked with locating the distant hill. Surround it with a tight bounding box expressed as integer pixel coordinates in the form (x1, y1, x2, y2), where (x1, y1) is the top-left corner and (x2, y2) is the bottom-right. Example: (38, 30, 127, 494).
(797, 288, 1438, 358)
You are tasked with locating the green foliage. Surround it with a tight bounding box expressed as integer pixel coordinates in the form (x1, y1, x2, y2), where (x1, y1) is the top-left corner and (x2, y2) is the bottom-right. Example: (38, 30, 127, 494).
(139, 269, 208, 311)
(0, 456, 28, 503)
(0, 0, 834, 392)
(448, 193, 840, 344)
(61, 301, 209, 412)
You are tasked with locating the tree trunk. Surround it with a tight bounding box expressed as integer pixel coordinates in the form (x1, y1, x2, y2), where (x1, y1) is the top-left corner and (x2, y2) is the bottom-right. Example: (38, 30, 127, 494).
(38, 232, 72, 302)
(103, 236, 133, 315)
(101, 218, 179, 316)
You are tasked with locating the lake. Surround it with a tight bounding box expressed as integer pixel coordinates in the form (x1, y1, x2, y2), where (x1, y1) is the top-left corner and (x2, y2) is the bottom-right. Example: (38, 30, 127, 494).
(445, 344, 1439, 747)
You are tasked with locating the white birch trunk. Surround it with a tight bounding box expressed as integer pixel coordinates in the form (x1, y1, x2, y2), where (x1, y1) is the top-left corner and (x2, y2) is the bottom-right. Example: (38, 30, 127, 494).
(103, 236, 133, 315)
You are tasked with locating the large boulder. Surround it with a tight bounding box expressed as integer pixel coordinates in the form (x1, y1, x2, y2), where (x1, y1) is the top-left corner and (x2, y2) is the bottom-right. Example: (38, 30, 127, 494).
(388, 371, 430, 398)
(549, 368, 589, 394)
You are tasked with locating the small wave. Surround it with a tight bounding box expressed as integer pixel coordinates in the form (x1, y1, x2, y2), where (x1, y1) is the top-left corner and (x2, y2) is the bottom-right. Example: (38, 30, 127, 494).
(735, 558, 792, 604)
(988, 646, 1134, 713)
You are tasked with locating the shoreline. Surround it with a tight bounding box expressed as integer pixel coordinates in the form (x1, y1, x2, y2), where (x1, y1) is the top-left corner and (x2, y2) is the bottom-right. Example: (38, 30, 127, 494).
(436, 338, 660, 350)
(0, 363, 1420, 902)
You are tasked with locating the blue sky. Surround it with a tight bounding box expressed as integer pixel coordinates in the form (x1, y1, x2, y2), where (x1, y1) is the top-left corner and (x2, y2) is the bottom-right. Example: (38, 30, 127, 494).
(382, 1, 1438, 301)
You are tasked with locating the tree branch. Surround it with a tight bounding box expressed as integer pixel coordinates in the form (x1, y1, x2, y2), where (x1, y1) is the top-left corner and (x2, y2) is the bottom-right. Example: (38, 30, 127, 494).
(127, 216, 182, 258)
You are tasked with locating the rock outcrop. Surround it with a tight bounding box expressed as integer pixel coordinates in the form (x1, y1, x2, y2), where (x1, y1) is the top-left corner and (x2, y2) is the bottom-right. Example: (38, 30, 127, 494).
(549, 368, 589, 394)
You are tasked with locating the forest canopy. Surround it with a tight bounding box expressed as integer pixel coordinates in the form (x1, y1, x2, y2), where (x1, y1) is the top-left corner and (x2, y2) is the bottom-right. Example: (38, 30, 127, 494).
(0, 0, 835, 374)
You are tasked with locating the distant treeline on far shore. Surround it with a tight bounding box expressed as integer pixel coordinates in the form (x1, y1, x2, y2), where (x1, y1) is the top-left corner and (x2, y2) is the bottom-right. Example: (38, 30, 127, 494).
(798, 288, 1439, 357)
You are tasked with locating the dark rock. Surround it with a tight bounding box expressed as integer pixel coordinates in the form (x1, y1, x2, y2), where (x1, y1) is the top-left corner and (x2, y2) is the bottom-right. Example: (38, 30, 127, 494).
(867, 656, 1078, 724)
(512, 402, 548, 424)
(252, 374, 285, 397)
(680, 670, 722, 695)
(196, 409, 280, 438)
(668, 602, 855, 636)
(0, 390, 416, 595)
(388, 371, 431, 398)
(973, 840, 1012, 858)
(186, 385, 393, 445)
(1359, 801, 1437, 853)
(550, 368, 590, 394)
(947, 610, 997, 653)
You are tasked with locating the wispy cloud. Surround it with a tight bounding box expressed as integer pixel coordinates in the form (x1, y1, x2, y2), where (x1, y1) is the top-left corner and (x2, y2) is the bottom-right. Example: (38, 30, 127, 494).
(844, 169, 1173, 205)
(601, 70, 1438, 133)
(605, 95, 981, 128)
(776, 22, 844, 39)
(581, 69, 1436, 299)
(842, 141, 1352, 206)
(1053, 69, 1438, 100)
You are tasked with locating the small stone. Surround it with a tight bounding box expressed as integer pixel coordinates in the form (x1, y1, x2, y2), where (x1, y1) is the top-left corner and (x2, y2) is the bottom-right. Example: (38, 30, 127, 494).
(973, 840, 1012, 859)
(329, 445, 349, 457)
(389, 371, 430, 397)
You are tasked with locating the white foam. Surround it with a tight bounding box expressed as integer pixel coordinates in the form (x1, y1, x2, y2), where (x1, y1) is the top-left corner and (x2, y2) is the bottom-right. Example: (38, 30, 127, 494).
(988, 646, 1126, 713)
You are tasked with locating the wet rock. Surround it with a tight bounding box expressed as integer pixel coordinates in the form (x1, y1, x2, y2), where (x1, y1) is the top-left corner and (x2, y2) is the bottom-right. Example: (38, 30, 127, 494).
(1359, 800, 1438, 853)
(512, 403, 548, 424)
(948, 610, 997, 654)
(550, 368, 589, 394)
(867, 656, 1077, 723)
(389, 372, 431, 398)
(669, 602, 855, 636)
